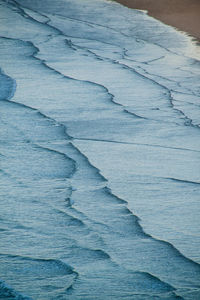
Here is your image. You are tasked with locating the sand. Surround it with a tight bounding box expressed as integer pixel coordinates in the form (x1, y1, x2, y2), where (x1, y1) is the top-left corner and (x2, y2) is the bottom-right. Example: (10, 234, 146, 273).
(113, 0, 200, 41)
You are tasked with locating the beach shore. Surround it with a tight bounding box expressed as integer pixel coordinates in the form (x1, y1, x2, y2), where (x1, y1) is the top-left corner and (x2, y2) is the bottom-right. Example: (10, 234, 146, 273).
(113, 0, 200, 41)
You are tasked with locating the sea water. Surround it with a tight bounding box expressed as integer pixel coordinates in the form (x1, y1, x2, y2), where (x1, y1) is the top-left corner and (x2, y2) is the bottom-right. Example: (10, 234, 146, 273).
(0, 0, 200, 299)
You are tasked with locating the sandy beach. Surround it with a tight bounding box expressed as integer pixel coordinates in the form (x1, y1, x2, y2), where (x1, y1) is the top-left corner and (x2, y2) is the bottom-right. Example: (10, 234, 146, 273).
(114, 0, 200, 41)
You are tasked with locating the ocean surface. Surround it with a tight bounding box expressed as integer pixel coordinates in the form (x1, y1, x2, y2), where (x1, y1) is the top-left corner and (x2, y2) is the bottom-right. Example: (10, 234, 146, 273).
(0, 0, 200, 299)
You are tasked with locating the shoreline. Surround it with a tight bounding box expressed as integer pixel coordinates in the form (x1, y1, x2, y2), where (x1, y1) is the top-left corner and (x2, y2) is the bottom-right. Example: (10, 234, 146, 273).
(113, 0, 200, 42)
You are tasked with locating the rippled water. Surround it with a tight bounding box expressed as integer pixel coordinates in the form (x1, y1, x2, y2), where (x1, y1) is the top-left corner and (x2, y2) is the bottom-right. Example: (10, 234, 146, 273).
(0, 0, 200, 299)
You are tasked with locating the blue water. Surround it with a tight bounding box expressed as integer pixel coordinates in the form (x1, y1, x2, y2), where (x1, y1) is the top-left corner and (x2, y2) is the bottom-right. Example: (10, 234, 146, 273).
(0, 0, 200, 299)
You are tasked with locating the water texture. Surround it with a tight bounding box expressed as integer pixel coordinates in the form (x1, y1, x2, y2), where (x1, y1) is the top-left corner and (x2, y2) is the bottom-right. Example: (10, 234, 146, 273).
(0, 0, 200, 299)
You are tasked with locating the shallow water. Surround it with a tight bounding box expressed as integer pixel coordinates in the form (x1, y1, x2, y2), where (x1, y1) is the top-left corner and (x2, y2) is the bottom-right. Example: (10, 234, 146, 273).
(0, 0, 200, 299)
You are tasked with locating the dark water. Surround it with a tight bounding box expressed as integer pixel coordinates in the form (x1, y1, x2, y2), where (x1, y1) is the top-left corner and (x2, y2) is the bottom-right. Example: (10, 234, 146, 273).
(0, 0, 200, 299)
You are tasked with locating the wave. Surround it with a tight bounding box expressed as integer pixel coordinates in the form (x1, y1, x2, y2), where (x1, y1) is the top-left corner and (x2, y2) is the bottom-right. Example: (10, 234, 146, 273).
(11, 254, 78, 276)
(51, 207, 86, 228)
(133, 271, 176, 292)
(68, 38, 199, 129)
(2, 0, 198, 264)
(0, 98, 76, 180)
(0, 279, 32, 300)
(0, 67, 16, 100)
(166, 177, 200, 185)
(6, 0, 178, 127)
(93, 185, 200, 269)
(5, 0, 198, 134)
(73, 136, 200, 154)
(68, 142, 108, 183)
(1, 1, 200, 299)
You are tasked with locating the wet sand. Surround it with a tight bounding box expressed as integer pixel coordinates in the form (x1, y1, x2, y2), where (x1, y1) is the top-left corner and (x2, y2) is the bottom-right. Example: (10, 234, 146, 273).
(113, 0, 200, 41)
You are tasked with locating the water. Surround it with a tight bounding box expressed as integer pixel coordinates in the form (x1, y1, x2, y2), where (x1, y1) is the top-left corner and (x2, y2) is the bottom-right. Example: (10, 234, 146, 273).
(0, 0, 200, 299)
